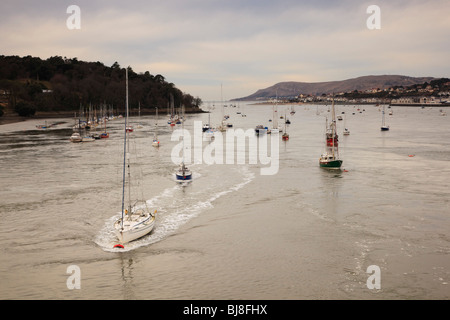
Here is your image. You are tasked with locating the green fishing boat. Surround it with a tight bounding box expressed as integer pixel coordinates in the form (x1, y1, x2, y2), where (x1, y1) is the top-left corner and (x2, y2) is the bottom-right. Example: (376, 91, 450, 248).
(319, 154, 343, 168)
(319, 97, 343, 169)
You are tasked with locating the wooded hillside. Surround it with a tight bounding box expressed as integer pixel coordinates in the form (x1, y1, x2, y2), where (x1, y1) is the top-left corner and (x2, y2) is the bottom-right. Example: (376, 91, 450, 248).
(0, 55, 203, 117)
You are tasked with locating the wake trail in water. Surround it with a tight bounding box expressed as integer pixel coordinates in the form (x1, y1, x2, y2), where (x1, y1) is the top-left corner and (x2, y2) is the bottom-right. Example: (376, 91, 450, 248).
(95, 166, 255, 252)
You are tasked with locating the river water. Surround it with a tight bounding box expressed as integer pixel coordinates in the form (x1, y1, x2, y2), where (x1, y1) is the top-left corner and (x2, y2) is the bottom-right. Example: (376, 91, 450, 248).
(0, 102, 449, 300)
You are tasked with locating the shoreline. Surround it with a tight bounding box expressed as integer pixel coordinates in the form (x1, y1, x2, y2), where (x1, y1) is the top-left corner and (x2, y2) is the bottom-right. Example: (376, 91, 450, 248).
(0, 107, 207, 126)
(248, 101, 450, 107)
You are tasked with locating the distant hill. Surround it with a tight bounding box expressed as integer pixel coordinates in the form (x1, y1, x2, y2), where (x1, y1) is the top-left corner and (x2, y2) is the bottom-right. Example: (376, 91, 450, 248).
(234, 75, 436, 100)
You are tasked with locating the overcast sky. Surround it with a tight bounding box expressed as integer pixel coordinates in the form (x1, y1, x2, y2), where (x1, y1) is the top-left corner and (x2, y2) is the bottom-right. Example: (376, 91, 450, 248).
(1, 0, 449, 101)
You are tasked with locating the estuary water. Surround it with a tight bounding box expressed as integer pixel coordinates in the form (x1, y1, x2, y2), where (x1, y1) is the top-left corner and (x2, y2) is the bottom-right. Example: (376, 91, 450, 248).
(0, 102, 449, 300)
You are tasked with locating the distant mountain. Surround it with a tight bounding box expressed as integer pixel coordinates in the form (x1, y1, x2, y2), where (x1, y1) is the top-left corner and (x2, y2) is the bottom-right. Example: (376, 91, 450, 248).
(234, 75, 436, 100)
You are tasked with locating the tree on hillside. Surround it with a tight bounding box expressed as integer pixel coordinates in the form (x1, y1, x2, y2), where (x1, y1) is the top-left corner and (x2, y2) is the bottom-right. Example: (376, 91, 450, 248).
(0, 55, 203, 115)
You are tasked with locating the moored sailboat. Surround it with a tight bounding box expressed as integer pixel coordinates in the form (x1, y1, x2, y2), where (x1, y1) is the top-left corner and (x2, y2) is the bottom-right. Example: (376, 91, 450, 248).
(381, 105, 390, 131)
(70, 132, 82, 143)
(271, 105, 280, 134)
(343, 114, 350, 135)
(100, 112, 109, 138)
(255, 124, 267, 136)
(136, 102, 143, 129)
(271, 91, 281, 133)
(282, 110, 289, 141)
(175, 104, 192, 181)
(343, 127, 350, 135)
(290, 105, 296, 115)
(152, 107, 160, 147)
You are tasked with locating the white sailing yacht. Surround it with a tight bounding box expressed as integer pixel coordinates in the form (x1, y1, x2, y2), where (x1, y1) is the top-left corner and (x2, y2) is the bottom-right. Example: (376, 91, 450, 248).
(114, 68, 156, 246)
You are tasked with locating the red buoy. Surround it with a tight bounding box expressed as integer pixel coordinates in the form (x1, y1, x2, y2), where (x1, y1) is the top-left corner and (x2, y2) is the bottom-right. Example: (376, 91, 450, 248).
(408, 155, 415, 157)
(113, 244, 124, 249)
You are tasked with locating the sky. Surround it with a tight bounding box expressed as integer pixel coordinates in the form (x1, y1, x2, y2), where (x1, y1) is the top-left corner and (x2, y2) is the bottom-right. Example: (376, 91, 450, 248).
(1, 0, 449, 101)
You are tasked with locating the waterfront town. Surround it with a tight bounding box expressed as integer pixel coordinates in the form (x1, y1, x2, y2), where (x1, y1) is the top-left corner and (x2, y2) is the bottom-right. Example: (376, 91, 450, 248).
(275, 78, 450, 106)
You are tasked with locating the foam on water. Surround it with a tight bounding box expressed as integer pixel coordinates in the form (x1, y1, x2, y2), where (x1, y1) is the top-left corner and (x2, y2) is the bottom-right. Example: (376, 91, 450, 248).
(95, 166, 254, 252)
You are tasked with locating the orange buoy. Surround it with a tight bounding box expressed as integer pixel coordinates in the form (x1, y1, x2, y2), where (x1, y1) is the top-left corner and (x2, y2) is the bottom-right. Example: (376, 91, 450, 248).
(408, 155, 415, 157)
(343, 169, 349, 172)
(113, 244, 124, 249)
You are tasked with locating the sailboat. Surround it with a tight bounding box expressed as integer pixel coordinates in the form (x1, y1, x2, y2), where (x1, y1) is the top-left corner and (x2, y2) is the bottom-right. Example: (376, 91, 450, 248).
(217, 84, 230, 132)
(343, 114, 350, 135)
(203, 107, 215, 141)
(290, 105, 296, 115)
(136, 102, 143, 129)
(272, 91, 281, 133)
(70, 114, 83, 142)
(319, 98, 343, 169)
(152, 107, 160, 147)
(70, 132, 82, 142)
(381, 105, 390, 131)
(168, 94, 177, 127)
(343, 127, 350, 135)
(114, 68, 156, 245)
(255, 124, 267, 136)
(100, 109, 109, 138)
(271, 104, 279, 134)
(203, 113, 211, 132)
(282, 110, 289, 141)
(241, 104, 246, 117)
(175, 104, 192, 181)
